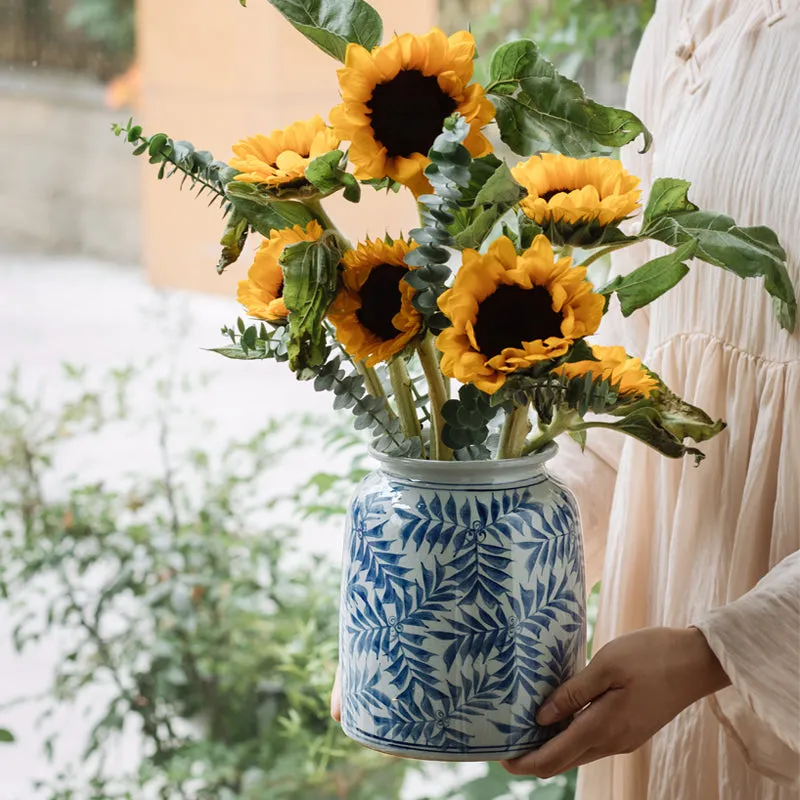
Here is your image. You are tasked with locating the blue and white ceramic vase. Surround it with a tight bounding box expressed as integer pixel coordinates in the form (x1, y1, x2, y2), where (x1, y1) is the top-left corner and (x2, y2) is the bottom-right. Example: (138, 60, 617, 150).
(339, 444, 586, 762)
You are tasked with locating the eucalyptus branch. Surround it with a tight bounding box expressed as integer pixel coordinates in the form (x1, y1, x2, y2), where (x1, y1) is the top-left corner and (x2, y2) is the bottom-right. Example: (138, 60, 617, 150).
(416, 335, 452, 461)
(497, 403, 531, 460)
(112, 119, 231, 207)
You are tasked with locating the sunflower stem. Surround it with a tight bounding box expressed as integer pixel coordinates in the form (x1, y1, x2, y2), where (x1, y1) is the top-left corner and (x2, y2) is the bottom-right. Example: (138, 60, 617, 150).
(416, 334, 453, 461)
(305, 198, 352, 250)
(388, 357, 424, 455)
(356, 361, 387, 402)
(497, 403, 531, 460)
(522, 408, 581, 455)
(578, 240, 639, 271)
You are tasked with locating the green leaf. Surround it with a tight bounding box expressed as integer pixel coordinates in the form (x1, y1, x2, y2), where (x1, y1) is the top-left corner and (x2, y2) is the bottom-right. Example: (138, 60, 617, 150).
(456, 154, 503, 206)
(628, 388, 726, 444)
(361, 176, 402, 193)
(452, 207, 507, 250)
(305, 150, 361, 202)
(226, 182, 317, 238)
(642, 178, 698, 227)
(281, 235, 342, 374)
(643, 208, 797, 331)
(0, 729, 14, 743)
(600, 239, 696, 316)
(217, 209, 250, 274)
(592, 406, 710, 464)
(265, 0, 383, 62)
(474, 162, 526, 207)
(206, 346, 269, 360)
(448, 162, 524, 250)
(568, 428, 587, 451)
(487, 39, 652, 157)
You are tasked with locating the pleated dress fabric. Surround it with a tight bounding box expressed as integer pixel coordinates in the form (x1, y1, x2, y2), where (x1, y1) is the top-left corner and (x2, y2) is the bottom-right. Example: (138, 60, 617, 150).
(549, 1, 800, 797)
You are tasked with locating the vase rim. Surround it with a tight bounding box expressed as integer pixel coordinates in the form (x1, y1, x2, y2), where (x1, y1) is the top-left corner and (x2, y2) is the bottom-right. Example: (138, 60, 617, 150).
(368, 442, 559, 485)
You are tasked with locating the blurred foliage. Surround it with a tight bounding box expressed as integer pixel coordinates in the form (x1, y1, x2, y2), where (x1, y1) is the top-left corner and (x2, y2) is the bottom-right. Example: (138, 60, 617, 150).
(0, 362, 594, 799)
(65, 0, 135, 57)
(0, 365, 406, 799)
(447, 0, 655, 101)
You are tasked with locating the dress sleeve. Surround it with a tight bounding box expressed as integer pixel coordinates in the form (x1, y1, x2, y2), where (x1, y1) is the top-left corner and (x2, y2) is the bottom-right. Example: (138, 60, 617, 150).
(694, 550, 800, 784)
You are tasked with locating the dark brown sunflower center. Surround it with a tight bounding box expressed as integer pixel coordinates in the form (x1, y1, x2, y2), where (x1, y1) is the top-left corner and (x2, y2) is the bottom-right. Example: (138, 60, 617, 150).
(276, 280, 284, 299)
(539, 187, 576, 202)
(473, 284, 563, 359)
(356, 263, 408, 341)
(367, 70, 457, 159)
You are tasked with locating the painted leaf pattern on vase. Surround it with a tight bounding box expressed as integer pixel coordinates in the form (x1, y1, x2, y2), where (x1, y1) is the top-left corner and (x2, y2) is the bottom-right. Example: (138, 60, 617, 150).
(340, 469, 586, 760)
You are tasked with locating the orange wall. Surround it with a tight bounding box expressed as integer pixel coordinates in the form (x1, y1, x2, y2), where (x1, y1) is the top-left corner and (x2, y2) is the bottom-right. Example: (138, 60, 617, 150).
(137, 0, 437, 294)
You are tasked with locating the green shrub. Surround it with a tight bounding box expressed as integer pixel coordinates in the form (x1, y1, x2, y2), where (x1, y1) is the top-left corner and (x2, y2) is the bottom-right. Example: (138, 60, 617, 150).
(0, 366, 406, 799)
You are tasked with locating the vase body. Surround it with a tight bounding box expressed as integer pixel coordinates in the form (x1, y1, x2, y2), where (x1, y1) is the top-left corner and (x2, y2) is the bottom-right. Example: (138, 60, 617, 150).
(339, 445, 586, 762)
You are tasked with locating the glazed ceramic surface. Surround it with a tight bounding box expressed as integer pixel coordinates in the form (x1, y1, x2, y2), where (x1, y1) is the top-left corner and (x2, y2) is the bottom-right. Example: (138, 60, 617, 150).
(339, 445, 587, 761)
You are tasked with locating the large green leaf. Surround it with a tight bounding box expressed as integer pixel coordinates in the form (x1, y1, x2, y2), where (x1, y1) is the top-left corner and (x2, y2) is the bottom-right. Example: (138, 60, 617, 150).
(643, 206, 797, 331)
(642, 177, 698, 226)
(634, 389, 726, 444)
(600, 239, 697, 316)
(261, 0, 382, 62)
(473, 162, 526, 207)
(487, 40, 652, 157)
(226, 181, 317, 238)
(449, 161, 525, 250)
(281, 235, 342, 375)
(597, 386, 726, 464)
(591, 407, 709, 463)
(0, 729, 14, 744)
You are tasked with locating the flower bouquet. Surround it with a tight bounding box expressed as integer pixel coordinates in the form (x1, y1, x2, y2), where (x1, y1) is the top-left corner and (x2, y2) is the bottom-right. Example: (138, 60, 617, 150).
(116, 0, 795, 762)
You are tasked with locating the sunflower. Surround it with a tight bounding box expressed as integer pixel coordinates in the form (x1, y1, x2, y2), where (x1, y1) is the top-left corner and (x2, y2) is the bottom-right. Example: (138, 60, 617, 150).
(512, 154, 641, 246)
(327, 237, 422, 366)
(329, 28, 495, 197)
(237, 221, 324, 322)
(555, 345, 659, 398)
(437, 235, 605, 395)
(229, 115, 340, 191)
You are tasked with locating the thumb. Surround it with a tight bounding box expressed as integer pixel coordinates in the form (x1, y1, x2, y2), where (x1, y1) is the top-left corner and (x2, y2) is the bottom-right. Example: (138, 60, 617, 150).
(536, 659, 612, 725)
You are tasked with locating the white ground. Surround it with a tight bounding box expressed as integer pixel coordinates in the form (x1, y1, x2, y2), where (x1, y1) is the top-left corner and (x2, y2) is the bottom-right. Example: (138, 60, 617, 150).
(0, 255, 481, 800)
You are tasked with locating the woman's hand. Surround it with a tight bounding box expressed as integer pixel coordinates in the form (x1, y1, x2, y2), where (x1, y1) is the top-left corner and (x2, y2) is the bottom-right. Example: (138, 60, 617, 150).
(502, 627, 730, 778)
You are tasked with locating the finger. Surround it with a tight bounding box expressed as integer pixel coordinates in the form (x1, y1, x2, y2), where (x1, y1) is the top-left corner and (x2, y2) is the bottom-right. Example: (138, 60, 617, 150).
(330, 665, 342, 722)
(502, 704, 599, 778)
(537, 659, 613, 725)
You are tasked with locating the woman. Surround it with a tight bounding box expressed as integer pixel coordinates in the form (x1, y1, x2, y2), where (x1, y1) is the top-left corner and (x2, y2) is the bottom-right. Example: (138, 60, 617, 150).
(502, 0, 800, 797)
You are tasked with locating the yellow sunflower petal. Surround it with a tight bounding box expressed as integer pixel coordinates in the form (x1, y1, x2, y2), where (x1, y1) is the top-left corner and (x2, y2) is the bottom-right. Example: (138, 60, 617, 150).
(555, 344, 658, 397)
(229, 117, 340, 188)
(327, 236, 422, 366)
(513, 154, 641, 245)
(331, 28, 494, 194)
(437, 235, 604, 391)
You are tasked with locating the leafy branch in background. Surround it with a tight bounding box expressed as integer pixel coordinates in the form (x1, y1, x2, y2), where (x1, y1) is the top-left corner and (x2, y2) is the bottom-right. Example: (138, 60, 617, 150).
(65, 0, 135, 59)
(0, 366, 411, 800)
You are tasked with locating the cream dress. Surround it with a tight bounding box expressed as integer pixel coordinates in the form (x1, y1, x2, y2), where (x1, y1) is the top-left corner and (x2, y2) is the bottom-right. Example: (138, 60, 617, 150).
(550, 0, 800, 797)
